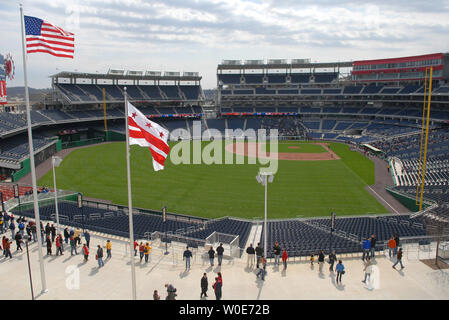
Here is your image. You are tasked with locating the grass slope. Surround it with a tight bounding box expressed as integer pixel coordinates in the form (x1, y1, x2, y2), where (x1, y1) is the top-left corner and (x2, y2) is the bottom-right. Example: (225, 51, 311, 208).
(38, 141, 387, 219)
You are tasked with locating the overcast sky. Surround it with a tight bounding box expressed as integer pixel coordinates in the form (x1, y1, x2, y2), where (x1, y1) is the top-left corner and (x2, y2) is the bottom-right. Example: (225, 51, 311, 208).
(1, 0, 449, 89)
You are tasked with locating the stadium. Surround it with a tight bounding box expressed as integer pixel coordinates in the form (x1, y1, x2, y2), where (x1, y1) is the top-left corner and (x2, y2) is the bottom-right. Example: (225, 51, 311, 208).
(2, 51, 449, 301)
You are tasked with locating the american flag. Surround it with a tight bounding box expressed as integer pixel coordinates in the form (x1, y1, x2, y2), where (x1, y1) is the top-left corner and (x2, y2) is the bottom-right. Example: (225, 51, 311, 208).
(24, 15, 74, 58)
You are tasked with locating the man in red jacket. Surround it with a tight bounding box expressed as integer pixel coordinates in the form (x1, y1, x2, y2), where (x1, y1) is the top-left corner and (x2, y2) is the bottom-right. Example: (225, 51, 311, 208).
(56, 234, 64, 256)
(282, 249, 288, 270)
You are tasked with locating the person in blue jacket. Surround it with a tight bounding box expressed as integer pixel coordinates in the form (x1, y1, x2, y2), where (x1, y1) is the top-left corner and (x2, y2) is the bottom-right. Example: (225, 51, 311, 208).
(362, 237, 371, 261)
(335, 260, 345, 284)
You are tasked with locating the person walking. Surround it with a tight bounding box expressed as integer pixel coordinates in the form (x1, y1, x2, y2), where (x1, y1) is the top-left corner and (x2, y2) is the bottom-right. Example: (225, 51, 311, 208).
(246, 244, 255, 268)
(328, 250, 337, 272)
(183, 246, 193, 270)
(45, 223, 51, 241)
(200, 273, 208, 298)
(70, 236, 77, 255)
(282, 249, 288, 270)
(216, 243, 224, 266)
(165, 283, 177, 300)
(217, 272, 223, 288)
(46, 235, 52, 255)
(144, 242, 151, 263)
(25, 223, 31, 241)
(256, 256, 267, 280)
(40, 222, 45, 244)
(370, 234, 377, 258)
(14, 232, 23, 252)
(84, 230, 91, 248)
(273, 241, 281, 266)
(208, 246, 215, 266)
(18, 221, 25, 236)
(212, 277, 222, 300)
(96, 245, 104, 268)
(30, 223, 37, 243)
(4, 238, 12, 259)
(362, 237, 371, 261)
(335, 260, 345, 284)
(255, 243, 263, 269)
(2, 236, 6, 256)
(362, 256, 373, 284)
(0, 215, 3, 234)
(3, 212, 9, 230)
(153, 290, 160, 300)
(318, 250, 325, 274)
(82, 243, 89, 262)
(106, 240, 112, 259)
(139, 242, 145, 262)
(56, 234, 63, 256)
(388, 236, 397, 258)
(393, 248, 404, 270)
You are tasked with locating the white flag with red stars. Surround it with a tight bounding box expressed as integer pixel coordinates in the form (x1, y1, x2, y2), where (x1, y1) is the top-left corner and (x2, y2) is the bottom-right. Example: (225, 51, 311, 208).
(127, 102, 170, 171)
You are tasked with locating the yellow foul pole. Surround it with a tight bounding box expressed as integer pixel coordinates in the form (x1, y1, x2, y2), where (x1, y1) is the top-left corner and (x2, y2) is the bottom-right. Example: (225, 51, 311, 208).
(416, 68, 428, 204)
(419, 67, 433, 210)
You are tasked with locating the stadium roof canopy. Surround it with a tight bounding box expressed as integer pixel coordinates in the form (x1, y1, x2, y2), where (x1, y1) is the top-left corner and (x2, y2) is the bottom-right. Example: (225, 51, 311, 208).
(49, 70, 202, 82)
(217, 59, 353, 70)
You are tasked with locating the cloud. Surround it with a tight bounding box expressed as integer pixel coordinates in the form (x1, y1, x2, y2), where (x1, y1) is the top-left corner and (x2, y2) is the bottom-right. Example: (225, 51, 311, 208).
(1, 0, 448, 89)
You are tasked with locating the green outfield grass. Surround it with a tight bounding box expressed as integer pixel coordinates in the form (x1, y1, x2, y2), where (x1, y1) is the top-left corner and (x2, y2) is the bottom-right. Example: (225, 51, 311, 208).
(38, 141, 387, 219)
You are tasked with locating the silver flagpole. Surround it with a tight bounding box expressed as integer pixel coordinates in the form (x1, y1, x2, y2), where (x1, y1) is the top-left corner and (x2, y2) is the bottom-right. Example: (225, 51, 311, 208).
(124, 87, 137, 300)
(19, 3, 47, 294)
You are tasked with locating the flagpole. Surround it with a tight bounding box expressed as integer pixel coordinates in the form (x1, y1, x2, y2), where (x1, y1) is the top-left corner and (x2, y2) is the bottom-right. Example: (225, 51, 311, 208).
(124, 87, 137, 300)
(19, 3, 47, 294)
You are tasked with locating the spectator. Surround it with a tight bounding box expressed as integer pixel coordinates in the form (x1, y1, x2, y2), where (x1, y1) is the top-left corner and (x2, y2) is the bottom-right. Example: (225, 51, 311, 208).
(212, 277, 222, 300)
(362, 257, 373, 284)
(310, 253, 315, 267)
(393, 248, 404, 270)
(362, 237, 371, 261)
(0, 214, 3, 233)
(106, 240, 112, 259)
(133, 240, 138, 256)
(70, 236, 77, 255)
(328, 250, 337, 272)
(26, 223, 31, 241)
(388, 236, 397, 258)
(96, 245, 104, 268)
(3, 212, 9, 230)
(82, 243, 89, 262)
(208, 246, 215, 266)
(50, 224, 56, 243)
(30, 222, 37, 243)
(153, 290, 160, 300)
(216, 243, 224, 266)
(139, 242, 145, 262)
(273, 241, 281, 266)
(246, 243, 255, 268)
(56, 234, 63, 256)
(45, 223, 51, 240)
(165, 283, 177, 300)
(318, 250, 325, 274)
(14, 232, 23, 252)
(144, 242, 151, 263)
(74, 228, 82, 246)
(64, 228, 69, 244)
(46, 235, 52, 255)
(256, 256, 267, 281)
(84, 230, 91, 248)
(2, 236, 6, 256)
(18, 221, 25, 236)
(370, 234, 377, 258)
(9, 220, 15, 240)
(282, 249, 288, 270)
(394, 234, 400, 256)
(255, 243, 263, 268)
(4, 238, 12, 259)
(183, 246, 193, 270)
(335, 260, 345, 284)
(200, 273, 208, 298)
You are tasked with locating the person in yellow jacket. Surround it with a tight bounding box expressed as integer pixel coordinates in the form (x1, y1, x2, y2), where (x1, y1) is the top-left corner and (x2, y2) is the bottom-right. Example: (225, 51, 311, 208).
(106, 240, 112, 259)
(144, 242, 152, 263)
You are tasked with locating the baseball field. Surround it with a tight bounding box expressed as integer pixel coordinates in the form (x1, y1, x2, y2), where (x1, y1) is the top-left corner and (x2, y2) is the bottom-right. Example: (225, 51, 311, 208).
(38, 140, 387, 219)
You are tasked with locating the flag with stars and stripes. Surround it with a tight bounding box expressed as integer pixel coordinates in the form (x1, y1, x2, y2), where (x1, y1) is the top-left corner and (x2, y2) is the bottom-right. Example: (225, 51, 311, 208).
(127, 102, 170, 171)
(24, 15, 74, 58)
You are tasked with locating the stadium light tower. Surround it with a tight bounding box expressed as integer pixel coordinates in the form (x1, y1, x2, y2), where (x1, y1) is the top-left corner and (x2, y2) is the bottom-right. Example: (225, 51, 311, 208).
(256, 172, 274, 259)
(52, 156, 63, 234)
